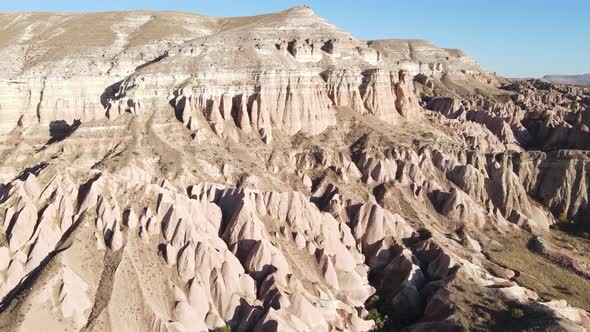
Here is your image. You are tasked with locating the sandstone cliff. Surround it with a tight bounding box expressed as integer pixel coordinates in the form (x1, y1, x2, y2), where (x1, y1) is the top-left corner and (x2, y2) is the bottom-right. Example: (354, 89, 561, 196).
(0, 6, 589, 332)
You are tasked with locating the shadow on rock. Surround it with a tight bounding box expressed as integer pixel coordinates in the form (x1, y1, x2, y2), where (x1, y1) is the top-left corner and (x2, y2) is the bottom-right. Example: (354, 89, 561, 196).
(48, 119, 81, 144)
(100, 81, 123, 109)
(482, 301, 562, 332)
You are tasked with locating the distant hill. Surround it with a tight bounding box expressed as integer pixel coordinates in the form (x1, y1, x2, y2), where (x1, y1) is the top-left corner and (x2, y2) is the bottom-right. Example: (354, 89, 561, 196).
(543, 74, 590, 86)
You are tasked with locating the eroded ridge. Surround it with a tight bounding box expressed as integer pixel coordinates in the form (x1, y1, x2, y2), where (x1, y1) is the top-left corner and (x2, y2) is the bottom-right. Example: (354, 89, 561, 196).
(0, 7, 589, 332)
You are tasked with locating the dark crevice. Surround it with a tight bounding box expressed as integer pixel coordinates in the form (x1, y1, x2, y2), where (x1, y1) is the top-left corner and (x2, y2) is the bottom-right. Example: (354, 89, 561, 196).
(135, 52, 168, 71)
(100, 80, 124, 109)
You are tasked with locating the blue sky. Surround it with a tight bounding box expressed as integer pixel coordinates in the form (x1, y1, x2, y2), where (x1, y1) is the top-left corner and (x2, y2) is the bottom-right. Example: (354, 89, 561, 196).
(2, 0, 589, 78)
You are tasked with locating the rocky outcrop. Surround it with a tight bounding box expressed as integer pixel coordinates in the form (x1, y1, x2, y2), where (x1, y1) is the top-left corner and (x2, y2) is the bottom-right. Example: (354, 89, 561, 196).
(1, 6, 589, 332)
(427, 80, 590, 152)
(516, 150, 590, 223)
(0, 170, 375, 331)
(163, 70, 337, 142)
(0, 7, 501, 138)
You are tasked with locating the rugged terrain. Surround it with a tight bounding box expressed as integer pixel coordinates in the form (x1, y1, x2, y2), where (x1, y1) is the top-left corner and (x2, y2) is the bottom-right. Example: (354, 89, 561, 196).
(0, 6, 589, 332)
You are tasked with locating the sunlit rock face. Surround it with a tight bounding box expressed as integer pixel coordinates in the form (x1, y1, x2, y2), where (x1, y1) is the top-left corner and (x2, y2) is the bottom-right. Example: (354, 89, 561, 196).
(0, 6, 589, 332)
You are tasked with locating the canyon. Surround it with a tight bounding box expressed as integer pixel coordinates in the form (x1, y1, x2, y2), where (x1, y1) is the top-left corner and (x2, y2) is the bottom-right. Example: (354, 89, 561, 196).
(0, 6, 589, 331)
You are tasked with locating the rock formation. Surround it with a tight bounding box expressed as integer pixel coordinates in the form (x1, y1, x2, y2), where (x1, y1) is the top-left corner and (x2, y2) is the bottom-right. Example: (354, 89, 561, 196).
(0, 6, 589, 332)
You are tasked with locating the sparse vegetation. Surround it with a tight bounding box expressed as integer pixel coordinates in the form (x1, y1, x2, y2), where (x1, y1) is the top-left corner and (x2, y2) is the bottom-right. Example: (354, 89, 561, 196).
(487, 234, 590, 311)
(367, 308, 385, 329)
(511, 308, 525, 319)
(215, 326, 231, 332)
(552, 220, 590, 241)
(557, 211, 568, 222)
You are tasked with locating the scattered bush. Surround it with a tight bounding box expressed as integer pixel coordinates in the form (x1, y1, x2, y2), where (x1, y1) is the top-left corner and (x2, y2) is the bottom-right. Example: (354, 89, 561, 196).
(215, 326, 231, 332)
(557, 211, 568, 223)
(367, 308, 385, 329)
(511, 308, 525, 319)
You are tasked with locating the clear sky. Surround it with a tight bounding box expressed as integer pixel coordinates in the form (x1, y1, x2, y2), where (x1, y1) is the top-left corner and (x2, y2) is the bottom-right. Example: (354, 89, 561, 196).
(2, 0, 589, 78)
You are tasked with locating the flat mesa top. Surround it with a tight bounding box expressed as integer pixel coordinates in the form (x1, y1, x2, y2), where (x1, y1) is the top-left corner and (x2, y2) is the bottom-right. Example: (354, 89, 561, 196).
(0, 6, 486, 81)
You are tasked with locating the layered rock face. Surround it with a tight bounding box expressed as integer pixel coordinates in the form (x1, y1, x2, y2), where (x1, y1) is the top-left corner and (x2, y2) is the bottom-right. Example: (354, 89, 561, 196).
(1, 6, 590, 332)
(0, 7, 493, 138)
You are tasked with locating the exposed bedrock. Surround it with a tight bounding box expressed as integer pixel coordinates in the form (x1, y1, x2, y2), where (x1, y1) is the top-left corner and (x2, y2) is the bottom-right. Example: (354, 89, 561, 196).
(0, 7, 499, 136)
(426, 79, 590, 151)
(1, 6, 590, 332)
(0, 164, 466, 331)
(112, 67, 423, 144)
(0, 78, 119, 133)
(515, 150, 590, 224)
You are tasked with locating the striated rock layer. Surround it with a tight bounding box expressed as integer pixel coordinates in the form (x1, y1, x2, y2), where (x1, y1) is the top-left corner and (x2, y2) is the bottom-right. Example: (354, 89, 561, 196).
(1, 6, 590, 332)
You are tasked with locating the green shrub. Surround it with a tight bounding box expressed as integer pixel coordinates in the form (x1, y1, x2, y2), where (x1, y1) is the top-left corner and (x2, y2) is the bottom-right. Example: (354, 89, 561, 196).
(511, 308, 524, 319)
(215, 326, 231, 332)
(557, 211, 568, 222)
(367, 308, 385, 329)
